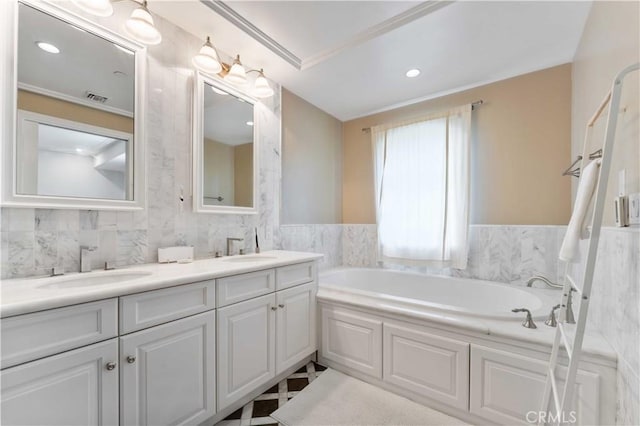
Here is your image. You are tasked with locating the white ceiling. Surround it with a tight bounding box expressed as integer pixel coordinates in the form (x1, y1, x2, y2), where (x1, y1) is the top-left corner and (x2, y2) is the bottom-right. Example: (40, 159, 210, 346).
(150, 1, 592, 121)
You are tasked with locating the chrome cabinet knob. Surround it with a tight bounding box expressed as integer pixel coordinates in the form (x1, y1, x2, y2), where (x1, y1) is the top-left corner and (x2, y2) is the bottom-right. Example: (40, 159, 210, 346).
(105, 362, 117, 371)
(126, 356, 136, 364)
(270, 306, 277, 311)
(278, 304, 285, 308)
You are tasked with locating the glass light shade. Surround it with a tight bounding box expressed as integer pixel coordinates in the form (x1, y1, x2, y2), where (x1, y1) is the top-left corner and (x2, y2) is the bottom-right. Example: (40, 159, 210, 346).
(253, 72, 274, 98)
(225, 56, 247, 85)
(71, 0, 113, 17)
(124, 5, 162, 45)
(192, 37, 221, 74)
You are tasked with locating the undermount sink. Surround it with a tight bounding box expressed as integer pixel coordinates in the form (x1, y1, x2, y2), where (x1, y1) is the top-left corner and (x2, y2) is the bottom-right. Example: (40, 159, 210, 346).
(222, 255, 278, 263)
(39, 270, 152, 289)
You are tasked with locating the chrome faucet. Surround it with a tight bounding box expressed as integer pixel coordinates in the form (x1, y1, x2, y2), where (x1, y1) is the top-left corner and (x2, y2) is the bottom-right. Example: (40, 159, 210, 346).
(526, 275, 563, 289)
(545, 304, 561, 327)
(226, 238, 244, 256)
(564, 289, 576, 324)
(80, 246, 96, 272)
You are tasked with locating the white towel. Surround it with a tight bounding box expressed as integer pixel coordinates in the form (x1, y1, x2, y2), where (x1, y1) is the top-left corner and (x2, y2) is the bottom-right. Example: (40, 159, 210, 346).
(559, 159, 601, 262)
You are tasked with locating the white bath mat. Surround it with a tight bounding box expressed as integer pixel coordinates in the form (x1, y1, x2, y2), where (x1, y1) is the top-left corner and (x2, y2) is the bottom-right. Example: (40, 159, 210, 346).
(271, 368, 469, 426)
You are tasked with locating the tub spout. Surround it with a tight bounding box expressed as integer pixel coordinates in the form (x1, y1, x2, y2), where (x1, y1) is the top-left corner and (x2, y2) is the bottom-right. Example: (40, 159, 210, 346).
(526, 275, 562, 289)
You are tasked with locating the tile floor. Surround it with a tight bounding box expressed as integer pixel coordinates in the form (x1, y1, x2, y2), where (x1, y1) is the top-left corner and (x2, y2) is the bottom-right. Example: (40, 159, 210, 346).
(215, 362, 327, 426)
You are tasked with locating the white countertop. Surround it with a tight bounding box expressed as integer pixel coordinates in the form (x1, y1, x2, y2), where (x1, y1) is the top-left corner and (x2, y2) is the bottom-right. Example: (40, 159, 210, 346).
(1, 250, 322, 318)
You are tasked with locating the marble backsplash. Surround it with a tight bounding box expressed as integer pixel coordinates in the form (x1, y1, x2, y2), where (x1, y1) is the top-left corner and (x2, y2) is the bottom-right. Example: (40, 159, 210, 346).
(0, 10, 282, 279)
(282, 223, 567, 285)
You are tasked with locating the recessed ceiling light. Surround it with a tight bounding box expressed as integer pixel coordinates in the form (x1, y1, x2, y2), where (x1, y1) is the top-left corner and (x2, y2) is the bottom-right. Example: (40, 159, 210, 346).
(246, 121, 254, 126)
(36, 42, 60, 54)
(405, 68, 420, 78)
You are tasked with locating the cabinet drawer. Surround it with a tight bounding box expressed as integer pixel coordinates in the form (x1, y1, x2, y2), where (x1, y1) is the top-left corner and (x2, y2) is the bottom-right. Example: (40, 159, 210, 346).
(383, 322, 469, 410)
(217, 269, 275, 307)
(1, 299, 118, 369)
(120, 280, 216, 334)
(320, 306, 382, 379)
(276, 262, 315, 290)
(470, 345, 599, 425)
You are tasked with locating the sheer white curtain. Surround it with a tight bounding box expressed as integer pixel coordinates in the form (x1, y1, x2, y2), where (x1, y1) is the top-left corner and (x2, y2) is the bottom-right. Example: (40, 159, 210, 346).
(372, 105, 471, 269)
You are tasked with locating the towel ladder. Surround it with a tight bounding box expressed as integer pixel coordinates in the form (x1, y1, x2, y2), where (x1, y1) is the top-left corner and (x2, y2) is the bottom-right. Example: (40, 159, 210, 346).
(538, 62, 639, 425)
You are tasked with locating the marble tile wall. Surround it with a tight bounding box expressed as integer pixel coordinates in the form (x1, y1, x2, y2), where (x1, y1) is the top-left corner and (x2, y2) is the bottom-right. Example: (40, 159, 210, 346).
(279, 225, 343, 270)
(0, 10, 281, 279)
(583, 228, 640, 425)
(296, 225, 565, 283)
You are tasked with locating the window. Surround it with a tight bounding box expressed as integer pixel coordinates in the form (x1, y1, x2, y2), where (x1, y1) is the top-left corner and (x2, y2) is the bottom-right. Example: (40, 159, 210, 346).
(372, 105, 471, 269)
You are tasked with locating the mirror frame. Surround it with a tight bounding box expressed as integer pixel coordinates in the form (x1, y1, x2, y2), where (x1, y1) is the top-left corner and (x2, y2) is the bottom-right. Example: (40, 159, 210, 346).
(0, 0, 147, 210)
(192, 71, 259, 215)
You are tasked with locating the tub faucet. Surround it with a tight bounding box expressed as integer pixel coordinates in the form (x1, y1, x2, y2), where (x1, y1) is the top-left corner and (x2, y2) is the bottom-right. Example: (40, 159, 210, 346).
(545, 304, 561, 327)
(526, 275, 563, 289)
(512, 308, 537, 329)
(80, 246, 96, 273)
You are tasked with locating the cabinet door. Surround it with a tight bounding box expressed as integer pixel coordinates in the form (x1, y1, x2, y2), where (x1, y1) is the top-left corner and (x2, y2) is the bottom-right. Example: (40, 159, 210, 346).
(470, 345, 599, 425)
(320, 306, 382, 379)
(217, 293, 276, 411)
(120, 311, 216, 426)
(1, 339, 119, 426)
(276, 283, 316, 374)
(383, 322, 469, 410)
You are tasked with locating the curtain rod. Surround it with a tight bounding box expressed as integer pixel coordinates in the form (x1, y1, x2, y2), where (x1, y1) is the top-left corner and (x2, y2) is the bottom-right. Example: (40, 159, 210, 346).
(361, 99, 484, 132)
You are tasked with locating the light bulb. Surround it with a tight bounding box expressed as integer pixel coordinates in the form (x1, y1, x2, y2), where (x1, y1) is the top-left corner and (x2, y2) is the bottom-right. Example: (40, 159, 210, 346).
(124, 1, 161, 45)
(193, 37, 222, 74)
(71, 0, 113, 17)
(253, 70, 274, 98)
(224, 55, 247, 85)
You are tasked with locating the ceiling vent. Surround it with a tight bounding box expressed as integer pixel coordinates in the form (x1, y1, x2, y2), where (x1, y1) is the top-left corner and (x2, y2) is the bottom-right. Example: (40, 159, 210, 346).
(85, 91, 108, 103)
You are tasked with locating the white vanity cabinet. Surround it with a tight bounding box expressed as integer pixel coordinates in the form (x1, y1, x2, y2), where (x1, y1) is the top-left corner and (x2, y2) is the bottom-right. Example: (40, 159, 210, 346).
(1, 339, 119, 426)
(120, 310, 216, 426)
(217, 262, 317, 411)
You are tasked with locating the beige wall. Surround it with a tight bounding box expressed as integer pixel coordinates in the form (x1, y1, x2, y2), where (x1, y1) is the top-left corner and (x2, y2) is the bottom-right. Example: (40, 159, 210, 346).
(234, 143, 253, 207)
(342, 64, 573, 225)
(203, 139, 234, 205)
(17, 90, 134, 134)
(282, 88, 343, 224)
(572, 1, 639, 226)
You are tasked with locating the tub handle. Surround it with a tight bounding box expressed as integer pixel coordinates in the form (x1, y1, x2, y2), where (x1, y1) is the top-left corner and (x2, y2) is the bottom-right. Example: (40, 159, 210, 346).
(511, 308, 537, 329)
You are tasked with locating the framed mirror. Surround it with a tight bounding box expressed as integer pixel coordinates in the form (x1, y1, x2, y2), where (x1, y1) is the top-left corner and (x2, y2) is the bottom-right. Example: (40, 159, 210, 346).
(1, 0, 146, 210)
(193, 72, 258, 214)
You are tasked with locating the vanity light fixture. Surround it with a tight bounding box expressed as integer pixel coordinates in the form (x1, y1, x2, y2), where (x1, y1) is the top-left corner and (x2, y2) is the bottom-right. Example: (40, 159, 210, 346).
(224, 55, 248, 85)
(71, 0, 113, 17)
(124, 0, 162, 45)
(36, 41, 60, 54)
(192, 38, 275, 98)
(193, 36, 222, 74)
(252, 69, 274, 98)
(406, 68, 421, 78)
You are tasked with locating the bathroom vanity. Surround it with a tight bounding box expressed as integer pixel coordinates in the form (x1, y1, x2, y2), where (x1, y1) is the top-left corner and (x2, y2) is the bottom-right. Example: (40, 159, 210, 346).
(0, 251, 320, 426)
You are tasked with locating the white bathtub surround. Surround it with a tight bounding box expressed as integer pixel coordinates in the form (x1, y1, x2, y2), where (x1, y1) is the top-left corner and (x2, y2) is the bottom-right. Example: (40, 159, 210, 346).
(317, 268, 617, 425)
(271, 369, 468, 426)
(0, 11, 282, 280)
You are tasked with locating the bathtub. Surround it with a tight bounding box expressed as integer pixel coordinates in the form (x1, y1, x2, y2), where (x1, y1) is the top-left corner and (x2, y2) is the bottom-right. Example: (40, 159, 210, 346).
(319, 267, 557, 320)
